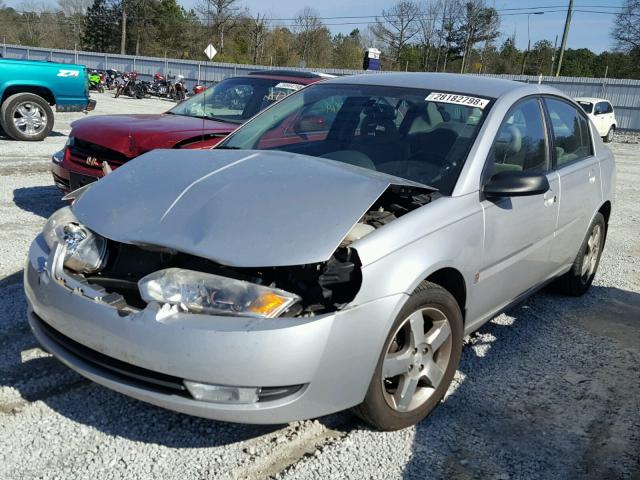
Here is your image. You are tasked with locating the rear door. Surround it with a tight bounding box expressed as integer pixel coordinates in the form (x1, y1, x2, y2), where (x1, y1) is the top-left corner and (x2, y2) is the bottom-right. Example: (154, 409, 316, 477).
(543, 97, 602, 267)
(473, 97, 560, 318)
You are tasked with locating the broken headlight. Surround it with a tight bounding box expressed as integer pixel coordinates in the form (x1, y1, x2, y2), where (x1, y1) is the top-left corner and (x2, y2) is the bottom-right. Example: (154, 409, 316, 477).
(138, 268, 301, 318)
(42, 206, 107, 273)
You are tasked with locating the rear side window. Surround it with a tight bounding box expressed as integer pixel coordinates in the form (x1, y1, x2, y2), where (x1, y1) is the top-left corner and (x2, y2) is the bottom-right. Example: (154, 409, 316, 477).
(488, 98, 548, 175)
(544, 98, 593, 167)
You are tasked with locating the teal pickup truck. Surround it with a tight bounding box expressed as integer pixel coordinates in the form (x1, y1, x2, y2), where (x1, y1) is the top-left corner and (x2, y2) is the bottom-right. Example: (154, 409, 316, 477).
(0, 58, 96, 141)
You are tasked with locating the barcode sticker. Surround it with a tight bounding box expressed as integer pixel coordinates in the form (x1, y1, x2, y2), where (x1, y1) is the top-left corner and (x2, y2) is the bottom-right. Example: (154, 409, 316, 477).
(275, 82, 304, 91)
(426, 92, 490, 109)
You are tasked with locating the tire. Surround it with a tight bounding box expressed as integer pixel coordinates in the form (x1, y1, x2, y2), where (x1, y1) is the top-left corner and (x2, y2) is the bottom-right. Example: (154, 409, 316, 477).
(0, 93, 54, 141)
(554, 212, 606, 296)
(353, 281, 464, 431)
(603, 126, 615, 143)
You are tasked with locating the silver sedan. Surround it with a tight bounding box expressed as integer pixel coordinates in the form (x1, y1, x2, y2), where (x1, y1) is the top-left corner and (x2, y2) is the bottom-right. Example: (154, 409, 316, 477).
(25, 73, 614, 430)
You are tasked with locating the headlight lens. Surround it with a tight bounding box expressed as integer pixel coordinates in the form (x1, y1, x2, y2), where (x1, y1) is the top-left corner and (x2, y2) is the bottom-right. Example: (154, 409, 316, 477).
(42, 206, 107, 273)
(138, 268, 300, 318)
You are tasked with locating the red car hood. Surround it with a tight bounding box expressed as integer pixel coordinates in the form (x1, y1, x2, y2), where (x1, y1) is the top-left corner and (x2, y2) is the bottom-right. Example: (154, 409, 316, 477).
(70, 114, 237, 157)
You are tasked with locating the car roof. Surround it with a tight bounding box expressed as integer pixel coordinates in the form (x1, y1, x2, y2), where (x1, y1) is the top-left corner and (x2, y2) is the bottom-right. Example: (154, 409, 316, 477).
(575, 97, 611, 104)
(324, 72, 541, 99)
(236, 73, 320, 85)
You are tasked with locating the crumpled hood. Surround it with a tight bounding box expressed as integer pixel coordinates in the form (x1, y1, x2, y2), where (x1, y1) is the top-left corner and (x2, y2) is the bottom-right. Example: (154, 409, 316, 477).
(72, 149, 423, 267)
(70, 114, 236, 157)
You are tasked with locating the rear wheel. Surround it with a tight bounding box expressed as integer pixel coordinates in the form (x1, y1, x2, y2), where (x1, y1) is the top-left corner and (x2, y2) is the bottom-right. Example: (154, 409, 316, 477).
(604, 126, 615, 143)
(353, 281, 463, 431)
(0, 93, 54, 141)
(554, 213, 606, 296)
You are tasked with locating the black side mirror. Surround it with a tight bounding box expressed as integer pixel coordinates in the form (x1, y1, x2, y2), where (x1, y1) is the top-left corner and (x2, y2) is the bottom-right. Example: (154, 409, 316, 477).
(483, 171, 550, 198)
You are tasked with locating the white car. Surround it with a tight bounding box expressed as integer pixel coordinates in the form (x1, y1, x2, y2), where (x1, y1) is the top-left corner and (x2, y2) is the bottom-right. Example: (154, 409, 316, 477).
(575, 97, 617, 143)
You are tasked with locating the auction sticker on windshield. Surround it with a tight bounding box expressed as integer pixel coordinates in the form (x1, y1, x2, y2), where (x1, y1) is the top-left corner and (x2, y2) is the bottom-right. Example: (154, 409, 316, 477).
(426, 92, 490, 109)
(275, 82, 304, 91)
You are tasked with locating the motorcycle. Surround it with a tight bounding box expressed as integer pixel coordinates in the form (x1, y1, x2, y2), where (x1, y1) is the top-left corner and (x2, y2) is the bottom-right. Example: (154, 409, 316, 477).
(168, 74, 187, 102)
(104, 69, 120, 90)
(88, 70, 105, 93)
(149, 72, 170, 97)
(114, 71, 146, 99)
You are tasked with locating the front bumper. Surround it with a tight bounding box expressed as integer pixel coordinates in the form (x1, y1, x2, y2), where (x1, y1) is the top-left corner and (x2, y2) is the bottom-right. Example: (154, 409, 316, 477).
(24, 235, 406, 424)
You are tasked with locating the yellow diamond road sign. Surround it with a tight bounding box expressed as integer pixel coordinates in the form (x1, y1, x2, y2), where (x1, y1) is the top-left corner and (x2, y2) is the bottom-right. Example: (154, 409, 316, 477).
(204, 44, 217, 60)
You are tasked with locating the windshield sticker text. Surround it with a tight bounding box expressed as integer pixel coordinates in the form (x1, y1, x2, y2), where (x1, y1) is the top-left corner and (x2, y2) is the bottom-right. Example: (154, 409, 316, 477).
(426, 92, 490, 109)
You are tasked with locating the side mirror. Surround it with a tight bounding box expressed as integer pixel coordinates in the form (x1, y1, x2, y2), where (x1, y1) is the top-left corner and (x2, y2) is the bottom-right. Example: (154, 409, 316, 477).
(483, 171, 550, 198)
(294, 115, 326, 134)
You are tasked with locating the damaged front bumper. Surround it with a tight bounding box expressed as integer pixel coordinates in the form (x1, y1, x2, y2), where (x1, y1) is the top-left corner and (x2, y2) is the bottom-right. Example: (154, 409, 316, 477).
(24, 235, 407, 424)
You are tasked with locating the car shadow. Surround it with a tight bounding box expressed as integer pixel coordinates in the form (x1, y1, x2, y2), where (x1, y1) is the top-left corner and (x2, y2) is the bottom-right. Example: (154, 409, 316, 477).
(13, 186, 66, 219)
(0, 130, 66, 140)
(401, 285, 640, 480)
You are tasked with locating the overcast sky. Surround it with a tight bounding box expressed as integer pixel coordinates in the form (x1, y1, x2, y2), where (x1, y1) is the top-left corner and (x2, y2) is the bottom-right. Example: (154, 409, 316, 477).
(4, 0, 624, 53)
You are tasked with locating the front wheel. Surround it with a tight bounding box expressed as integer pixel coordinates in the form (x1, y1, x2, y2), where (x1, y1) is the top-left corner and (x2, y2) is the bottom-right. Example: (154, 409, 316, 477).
(353, 281, 463, 431)
(554, 212, 606, 296)
(0, 92, 54, 141)
(603, 126, 615, 143)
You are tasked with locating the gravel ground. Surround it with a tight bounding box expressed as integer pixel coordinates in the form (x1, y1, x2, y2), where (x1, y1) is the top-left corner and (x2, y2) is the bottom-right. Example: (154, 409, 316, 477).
(0, 94, 639, 480)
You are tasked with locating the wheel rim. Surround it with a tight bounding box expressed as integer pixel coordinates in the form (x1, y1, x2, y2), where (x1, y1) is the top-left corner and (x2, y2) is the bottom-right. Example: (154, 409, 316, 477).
(607, 128, 614, 142)
(13, 102, 47, 136)
(381, 307, 453, 413)
(581, 224, 602, 283)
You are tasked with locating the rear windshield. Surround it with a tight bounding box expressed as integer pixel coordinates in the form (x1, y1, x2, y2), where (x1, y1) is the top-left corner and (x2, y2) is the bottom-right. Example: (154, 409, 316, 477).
(218, 84, 492, 194)
(169, 77, 304, 124)
(577, 101, 593, 114)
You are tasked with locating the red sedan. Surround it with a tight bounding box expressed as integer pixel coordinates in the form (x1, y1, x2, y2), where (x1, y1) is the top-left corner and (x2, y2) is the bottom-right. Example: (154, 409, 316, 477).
(51, 71, 329, 193)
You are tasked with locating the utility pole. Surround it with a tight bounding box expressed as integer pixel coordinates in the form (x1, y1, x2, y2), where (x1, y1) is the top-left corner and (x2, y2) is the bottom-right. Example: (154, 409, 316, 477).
(549, 34, 558, 76)
(120, 0, 127, 55)
(555, 0, 573, 77)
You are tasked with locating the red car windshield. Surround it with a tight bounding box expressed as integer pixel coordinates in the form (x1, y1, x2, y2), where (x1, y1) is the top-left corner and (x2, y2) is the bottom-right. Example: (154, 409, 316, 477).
(169, 77, 304, 124)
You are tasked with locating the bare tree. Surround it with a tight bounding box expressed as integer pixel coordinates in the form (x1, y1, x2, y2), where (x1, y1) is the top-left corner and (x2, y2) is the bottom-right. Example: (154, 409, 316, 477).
(293, 7, 323, 65)
(417, 0, 442, 70)
(249, 12, 267, 64)
(456, 0, 499, 73)
(197, 0, 239, 52)
(612, 0, 640, 51)
(371, 1, 420, 68)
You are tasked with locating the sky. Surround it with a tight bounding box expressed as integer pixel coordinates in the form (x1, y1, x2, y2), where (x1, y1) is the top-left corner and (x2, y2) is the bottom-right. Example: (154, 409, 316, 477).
(4, 0, 625, 53)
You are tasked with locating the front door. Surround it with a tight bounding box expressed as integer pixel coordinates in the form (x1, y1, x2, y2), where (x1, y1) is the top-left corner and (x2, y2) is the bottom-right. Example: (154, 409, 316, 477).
(470, 97, 560, 321)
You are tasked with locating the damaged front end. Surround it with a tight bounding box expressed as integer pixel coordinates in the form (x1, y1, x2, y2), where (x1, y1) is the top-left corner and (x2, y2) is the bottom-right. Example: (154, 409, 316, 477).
(84, 240, 363, 317)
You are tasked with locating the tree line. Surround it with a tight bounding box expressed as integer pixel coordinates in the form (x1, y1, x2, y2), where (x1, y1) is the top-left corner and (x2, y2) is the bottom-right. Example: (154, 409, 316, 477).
(1, 0, 639, 78)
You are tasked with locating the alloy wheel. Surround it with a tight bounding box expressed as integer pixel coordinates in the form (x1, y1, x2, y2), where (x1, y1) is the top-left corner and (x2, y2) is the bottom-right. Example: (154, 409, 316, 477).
(581, 224, 602, 283)
(381, 307, 453, 412)
(12, 102, 47, 137)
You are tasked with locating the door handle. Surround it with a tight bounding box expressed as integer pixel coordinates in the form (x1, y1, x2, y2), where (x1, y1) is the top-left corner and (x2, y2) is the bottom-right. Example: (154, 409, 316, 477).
(543, 192, 557, 207)
(588, 171, 596, 184)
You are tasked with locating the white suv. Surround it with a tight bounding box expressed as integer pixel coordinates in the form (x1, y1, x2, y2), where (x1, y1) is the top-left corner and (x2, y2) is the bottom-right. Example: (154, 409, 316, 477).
(575, 97, 617, 143)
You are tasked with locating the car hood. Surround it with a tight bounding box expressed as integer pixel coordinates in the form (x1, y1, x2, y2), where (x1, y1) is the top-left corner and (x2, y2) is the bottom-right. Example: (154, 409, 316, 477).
(72, 149, 426, 267)
(70, 114, 236, 157)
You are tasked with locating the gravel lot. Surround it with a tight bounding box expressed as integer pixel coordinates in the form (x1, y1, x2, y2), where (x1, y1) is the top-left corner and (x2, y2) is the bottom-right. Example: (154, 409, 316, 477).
(1, 93, 639, 480)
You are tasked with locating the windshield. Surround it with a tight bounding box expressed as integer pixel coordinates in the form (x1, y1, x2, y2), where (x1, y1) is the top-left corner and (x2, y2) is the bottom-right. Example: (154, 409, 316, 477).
(218, 84, 492, 194)
(169, 77, 305, 124)
(577, 101, 593, 114)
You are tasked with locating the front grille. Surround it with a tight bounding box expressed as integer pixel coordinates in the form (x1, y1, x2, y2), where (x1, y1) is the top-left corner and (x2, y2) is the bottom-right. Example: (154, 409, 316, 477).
(68, 138, 131, 171)
(34, 313, 189, 395)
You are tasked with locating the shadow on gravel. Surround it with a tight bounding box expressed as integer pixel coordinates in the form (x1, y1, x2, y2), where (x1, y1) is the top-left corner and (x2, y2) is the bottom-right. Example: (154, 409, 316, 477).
(0, 130, 66, 140)
(402, 286, 640, 480)
(13, 185, 65, 219)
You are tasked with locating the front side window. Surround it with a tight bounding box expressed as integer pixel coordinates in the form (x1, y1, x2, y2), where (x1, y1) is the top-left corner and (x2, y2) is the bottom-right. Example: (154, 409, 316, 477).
(544, 98, 593, 167)
(169, 77, 303, 124)
(487, 98, 548, 175)
(218, 84, 493, 194)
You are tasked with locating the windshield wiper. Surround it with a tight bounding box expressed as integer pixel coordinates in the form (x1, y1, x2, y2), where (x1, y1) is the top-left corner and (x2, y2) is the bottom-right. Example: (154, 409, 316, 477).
(214, 145, 240, 149)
